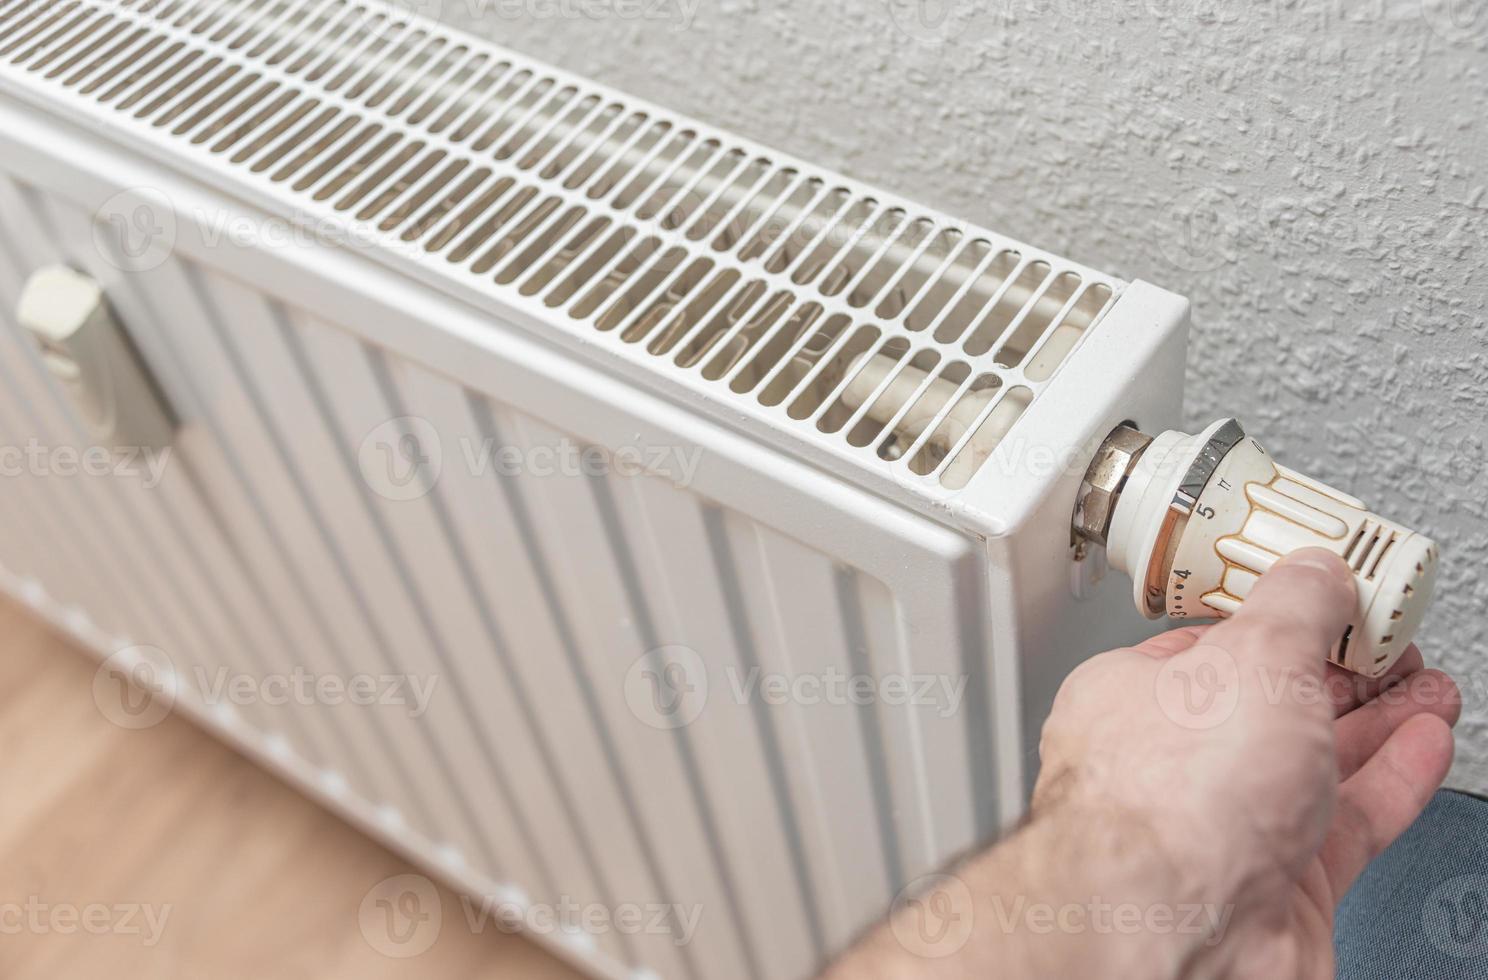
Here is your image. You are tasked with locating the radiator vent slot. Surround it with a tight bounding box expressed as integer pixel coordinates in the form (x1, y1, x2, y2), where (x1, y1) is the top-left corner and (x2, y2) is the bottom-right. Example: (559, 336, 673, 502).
(0, 0, 1124, 492)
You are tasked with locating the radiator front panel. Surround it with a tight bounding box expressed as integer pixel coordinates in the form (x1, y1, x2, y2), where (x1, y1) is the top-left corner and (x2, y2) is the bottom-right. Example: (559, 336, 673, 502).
(0, 160, 1006, 979)
(0, 2, 1196, 971)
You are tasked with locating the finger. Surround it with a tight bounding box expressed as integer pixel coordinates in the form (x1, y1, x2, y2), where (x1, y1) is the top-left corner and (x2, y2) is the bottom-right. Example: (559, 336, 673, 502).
(1205, 548, 1357, 678)
(1325, 645, 1425, 718)
(1335, 669, 1461, 779)
(1319, 712, 1454, 898)
(1133, 625, 1211, 659)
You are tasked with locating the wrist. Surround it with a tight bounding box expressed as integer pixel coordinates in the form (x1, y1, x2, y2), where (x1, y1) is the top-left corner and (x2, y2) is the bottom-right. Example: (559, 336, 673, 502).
(826, 799, 1232, 980)
(986, 801, 1221, 980)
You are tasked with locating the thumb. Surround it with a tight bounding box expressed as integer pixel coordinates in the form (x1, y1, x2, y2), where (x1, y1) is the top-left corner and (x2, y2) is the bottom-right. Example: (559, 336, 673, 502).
(1206, 547, 1358, 677)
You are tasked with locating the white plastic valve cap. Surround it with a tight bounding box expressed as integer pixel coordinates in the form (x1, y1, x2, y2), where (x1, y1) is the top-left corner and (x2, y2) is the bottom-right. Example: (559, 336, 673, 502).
(1106, 419, 1438, 678)
(17, 265, 173, 452)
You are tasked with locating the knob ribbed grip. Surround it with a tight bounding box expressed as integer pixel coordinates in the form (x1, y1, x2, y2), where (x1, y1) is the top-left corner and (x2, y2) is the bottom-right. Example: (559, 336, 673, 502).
(1104, 419, 1438, 678)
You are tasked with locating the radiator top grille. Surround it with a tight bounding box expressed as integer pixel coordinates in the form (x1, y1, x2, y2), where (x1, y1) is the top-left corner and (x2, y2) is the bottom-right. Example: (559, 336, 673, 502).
(0, 0, 1125, 494)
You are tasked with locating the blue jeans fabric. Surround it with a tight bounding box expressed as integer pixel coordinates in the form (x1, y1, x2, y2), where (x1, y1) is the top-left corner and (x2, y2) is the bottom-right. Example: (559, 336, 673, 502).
(1335, 789, 1488, 978)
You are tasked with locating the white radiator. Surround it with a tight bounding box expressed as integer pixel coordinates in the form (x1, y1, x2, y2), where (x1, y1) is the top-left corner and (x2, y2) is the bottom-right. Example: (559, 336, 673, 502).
(0, 1, 1437, 977)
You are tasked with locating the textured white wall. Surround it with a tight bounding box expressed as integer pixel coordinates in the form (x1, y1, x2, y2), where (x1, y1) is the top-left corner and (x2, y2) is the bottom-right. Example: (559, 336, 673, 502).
(436, 0, 1488, 787)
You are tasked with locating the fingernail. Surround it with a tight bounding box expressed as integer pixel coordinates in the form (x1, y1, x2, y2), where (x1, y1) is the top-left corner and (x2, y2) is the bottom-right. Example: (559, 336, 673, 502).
(1280, 548, 1350, 579)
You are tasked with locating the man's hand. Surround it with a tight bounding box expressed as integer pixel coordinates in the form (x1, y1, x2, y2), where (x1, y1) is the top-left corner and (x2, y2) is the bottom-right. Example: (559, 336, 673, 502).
(826, 548, 1460, 980)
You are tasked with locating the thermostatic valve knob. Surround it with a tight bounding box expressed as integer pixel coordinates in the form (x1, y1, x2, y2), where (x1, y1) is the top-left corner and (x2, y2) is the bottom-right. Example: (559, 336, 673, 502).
(1082, 419, 1438, 678)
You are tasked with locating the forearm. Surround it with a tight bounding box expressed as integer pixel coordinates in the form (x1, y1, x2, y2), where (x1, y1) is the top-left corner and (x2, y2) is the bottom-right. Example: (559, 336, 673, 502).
(824, 803, 1220, 980)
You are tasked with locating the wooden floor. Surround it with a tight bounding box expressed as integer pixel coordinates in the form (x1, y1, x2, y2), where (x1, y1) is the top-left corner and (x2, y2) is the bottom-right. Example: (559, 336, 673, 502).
(0, 596, 584, 980)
